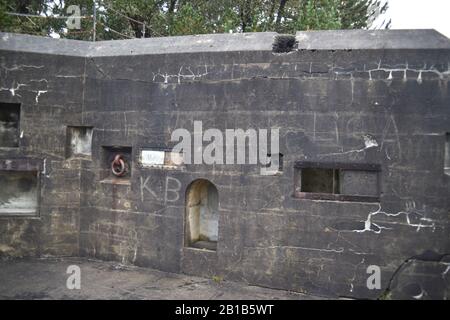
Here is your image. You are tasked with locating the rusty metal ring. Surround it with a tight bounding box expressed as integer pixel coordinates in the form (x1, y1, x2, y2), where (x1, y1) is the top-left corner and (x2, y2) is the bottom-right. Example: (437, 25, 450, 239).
(111, 154, 126, 177)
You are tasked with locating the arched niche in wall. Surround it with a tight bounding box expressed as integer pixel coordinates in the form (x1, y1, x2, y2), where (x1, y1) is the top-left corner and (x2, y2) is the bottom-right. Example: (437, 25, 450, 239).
(185, 179, 219, 251)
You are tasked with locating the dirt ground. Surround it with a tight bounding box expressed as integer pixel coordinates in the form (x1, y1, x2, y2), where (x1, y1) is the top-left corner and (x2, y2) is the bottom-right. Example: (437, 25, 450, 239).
(0, 257, 325, 300)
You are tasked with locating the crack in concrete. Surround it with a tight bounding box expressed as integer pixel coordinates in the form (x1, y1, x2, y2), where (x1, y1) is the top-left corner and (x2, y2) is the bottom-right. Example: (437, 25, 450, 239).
(318, 134, 378, 158)
(352, 203, 436, 234)
(333, 61, 450, 82)
(152, 65, 209, 84)
(244, 245, 345, 254)
(0, 63, 44, 72)
(0, 82, 27, 96)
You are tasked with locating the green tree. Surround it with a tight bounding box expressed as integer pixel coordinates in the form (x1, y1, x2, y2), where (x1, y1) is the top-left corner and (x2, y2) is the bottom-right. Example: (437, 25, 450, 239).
(340, 0, 390, 29)
(0, 0, 53, 36)
(0, 0, 390, 41)
(296, 0, 342, 30)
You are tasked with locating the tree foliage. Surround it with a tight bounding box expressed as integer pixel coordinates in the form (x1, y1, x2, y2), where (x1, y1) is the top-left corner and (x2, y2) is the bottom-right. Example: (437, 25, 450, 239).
(0, 0, 390, 40)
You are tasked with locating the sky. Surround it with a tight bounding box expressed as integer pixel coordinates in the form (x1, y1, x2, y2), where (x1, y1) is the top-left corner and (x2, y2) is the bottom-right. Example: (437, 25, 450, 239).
(380, 0, 450, 38)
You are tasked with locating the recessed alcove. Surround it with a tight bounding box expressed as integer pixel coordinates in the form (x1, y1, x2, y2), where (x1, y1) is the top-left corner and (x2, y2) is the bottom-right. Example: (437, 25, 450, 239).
(185, 179, 219, 251)
(66, 126, 93, 158)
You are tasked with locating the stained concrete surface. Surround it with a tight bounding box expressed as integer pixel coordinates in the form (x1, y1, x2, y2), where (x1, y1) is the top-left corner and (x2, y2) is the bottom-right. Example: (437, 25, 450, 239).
(1, 30, 449, 299)
(0, 257, 324, 300)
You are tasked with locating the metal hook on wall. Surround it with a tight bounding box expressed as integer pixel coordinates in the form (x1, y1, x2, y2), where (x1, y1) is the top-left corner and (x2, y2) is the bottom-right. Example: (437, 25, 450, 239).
(111, 154, 127, 177)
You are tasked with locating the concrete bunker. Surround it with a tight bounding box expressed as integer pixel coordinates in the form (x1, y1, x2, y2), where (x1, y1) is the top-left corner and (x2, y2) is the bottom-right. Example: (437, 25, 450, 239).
(0, 30, 449, 299)
(185, 179, 219, 251)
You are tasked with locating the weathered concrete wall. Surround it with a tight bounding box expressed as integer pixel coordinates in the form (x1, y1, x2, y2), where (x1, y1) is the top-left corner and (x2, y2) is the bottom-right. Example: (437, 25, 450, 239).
(0, 47, 84, 258)
(0, 30, 449, 299)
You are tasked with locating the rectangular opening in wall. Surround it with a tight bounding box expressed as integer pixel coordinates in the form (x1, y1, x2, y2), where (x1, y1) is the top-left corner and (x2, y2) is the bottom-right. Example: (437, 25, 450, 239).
(0, 102, 20, 148)
(445, 133, 450, 176)
(294, 162, 380, 202)
(301, 168, 339, 194)
(340, 170, 379, 197)
(66, 126, 93, 158)
(0, 171, 38, 216)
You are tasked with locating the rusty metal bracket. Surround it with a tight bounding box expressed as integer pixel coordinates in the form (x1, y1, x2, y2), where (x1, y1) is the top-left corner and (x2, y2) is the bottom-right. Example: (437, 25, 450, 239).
(111, 154, 127, 177)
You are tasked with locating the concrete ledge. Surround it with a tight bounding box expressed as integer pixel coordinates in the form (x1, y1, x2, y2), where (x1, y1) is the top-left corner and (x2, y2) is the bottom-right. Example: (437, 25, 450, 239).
(0, 32, 90, 57)
(295, 29, 450, 50)
(0, 32, 276, 57)
(1, 29, 449, 57)
(89, 32, 277, 56)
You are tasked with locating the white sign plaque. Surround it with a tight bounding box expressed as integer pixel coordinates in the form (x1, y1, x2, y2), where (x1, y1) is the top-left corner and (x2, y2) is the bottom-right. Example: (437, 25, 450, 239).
(141, 150, 165, 166)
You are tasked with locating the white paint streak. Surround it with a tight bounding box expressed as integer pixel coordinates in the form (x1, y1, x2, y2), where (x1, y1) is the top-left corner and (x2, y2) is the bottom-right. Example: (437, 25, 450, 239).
(249, 245, 345, 254)
(319, 134, 378, 158)
(352, 203, 436, 234)
(333, 62, 450, 81)
(34, 90, 48, 103)
(0, 82, 27, 96)
(0, 64, 44, 72)
(152, 65, 209, 84)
